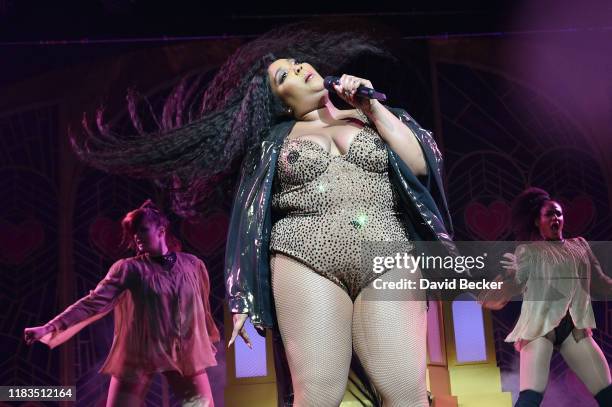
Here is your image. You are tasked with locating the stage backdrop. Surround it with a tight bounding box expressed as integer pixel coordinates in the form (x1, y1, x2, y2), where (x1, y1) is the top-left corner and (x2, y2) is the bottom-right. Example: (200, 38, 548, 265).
(1, 29, 611, 407)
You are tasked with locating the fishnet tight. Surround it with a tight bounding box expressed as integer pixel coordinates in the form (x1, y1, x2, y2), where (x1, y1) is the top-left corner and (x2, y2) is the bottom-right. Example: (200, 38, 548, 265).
(271, 253, 429, 407)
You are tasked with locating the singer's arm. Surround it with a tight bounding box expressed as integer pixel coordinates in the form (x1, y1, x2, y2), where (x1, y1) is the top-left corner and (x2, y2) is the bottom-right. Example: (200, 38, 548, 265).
(363, 100, 427, 176)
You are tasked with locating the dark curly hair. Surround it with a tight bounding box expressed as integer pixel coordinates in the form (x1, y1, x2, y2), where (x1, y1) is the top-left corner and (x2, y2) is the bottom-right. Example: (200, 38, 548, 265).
(511, 187, 559, 241)
(70, 20, 394, 217)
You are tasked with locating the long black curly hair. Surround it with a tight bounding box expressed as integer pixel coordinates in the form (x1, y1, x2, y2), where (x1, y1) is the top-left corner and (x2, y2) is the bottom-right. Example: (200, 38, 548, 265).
(70, 20, 394, 217)
(511, 187, 558, 241)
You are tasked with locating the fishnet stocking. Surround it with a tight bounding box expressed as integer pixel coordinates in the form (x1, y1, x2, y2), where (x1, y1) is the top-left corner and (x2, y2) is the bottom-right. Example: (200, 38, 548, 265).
(271, 254, 353, 407)
(271, 254, 429, 407)
(353, 267, 429, 407)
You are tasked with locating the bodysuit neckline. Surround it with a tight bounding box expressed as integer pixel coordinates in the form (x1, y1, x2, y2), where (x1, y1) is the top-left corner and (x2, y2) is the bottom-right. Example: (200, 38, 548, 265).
(282, 124, 371, 159)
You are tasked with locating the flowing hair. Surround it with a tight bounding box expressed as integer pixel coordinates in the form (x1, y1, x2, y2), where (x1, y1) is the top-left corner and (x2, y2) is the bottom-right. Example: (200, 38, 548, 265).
(71, 20, 400, 407)
(70, 20, 394, 217)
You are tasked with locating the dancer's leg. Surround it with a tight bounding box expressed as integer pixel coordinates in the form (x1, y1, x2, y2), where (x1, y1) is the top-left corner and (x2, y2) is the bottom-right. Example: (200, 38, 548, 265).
(106, 374, 152, 407)
(271, 254, 353, 407)
(511, 336, 553, 406)
(559, 333, 611, 395)
(164, 370, 214, 407)
(518, 336, 553, 393)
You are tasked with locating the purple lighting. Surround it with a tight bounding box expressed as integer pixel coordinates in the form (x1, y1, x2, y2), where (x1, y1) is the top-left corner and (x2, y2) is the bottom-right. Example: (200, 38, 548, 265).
(452, 297, 487, 363)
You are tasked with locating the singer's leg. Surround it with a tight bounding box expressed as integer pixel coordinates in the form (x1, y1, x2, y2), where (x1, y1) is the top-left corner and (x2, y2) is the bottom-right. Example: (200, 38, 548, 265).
(352, 266, 429, 407)
(271, 253, 353, 407)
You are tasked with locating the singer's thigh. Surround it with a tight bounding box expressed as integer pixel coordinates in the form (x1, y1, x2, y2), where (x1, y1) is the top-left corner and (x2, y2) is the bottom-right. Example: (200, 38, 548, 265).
(271, 253, 353, 407)
(352, 266, 429, 407)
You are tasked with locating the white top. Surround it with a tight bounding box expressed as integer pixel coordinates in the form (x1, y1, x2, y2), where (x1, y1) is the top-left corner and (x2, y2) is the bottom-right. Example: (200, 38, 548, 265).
(505, 237, 598, 343)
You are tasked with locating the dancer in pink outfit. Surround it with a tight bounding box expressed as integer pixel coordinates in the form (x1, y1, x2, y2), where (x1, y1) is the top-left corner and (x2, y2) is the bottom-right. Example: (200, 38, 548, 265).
(24, 200, 220, 406)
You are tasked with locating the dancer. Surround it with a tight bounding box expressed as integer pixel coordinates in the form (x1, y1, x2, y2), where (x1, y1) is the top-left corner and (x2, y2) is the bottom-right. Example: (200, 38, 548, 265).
(481, 187, 612, 407)
(68, 23, 456, 407)
(24, 200, 220, 407)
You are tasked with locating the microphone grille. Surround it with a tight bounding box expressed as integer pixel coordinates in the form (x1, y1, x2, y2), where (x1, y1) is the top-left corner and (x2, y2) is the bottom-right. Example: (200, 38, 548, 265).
(323, 76, 339, 90)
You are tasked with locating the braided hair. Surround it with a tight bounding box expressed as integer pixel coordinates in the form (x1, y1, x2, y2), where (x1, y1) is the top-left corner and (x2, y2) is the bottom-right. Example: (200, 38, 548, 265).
(70, 20, 393, 217)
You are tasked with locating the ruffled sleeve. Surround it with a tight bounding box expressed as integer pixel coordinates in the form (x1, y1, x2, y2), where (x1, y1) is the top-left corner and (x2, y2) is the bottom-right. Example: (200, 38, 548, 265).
(40, 259, 131, 349)
(579, 237, 612, 301)
(197, 258, 220, 343)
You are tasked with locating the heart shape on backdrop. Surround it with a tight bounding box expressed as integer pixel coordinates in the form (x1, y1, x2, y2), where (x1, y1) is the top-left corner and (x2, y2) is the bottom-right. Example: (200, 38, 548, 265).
(557, 195, 595, 237)
(89, 216, 125, 259)
(464, 200, 511, 240)
(181, 211, 229, 256)
(0, 218, 45, 265)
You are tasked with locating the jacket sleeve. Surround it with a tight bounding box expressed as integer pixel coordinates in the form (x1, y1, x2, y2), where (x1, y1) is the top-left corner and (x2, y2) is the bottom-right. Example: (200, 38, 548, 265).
(387, 107, 454, 240)
(224, 147, 258, 314)
(395, 109, 444, 180)
(224, 120, 291, 330)
(224, 140, 276, 316)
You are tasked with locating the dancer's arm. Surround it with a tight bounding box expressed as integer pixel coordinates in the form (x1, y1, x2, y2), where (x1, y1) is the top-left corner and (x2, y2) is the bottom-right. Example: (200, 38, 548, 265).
(24, 259, 131, 348)
(196, 258, 221, 343)
(479, 247, 528, 310)
(580, 237, 612, 300)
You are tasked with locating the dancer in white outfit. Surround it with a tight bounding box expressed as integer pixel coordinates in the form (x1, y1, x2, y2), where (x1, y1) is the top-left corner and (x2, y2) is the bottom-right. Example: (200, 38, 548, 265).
(481, 187, 612, 407)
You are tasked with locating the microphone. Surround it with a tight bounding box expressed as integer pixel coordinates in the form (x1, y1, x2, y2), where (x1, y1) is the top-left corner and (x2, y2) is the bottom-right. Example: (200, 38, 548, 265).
(323, 76, 387, 102)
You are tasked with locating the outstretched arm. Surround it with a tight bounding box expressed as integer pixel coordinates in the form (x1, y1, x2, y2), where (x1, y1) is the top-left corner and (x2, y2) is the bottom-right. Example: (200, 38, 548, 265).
(479, 249, 528, 310)
(24, 259, 130, 348)
(580, 237, 612, 301)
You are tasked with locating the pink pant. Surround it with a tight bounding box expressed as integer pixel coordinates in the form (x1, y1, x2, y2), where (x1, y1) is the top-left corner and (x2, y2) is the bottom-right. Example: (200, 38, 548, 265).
(106, 370, 214, 407)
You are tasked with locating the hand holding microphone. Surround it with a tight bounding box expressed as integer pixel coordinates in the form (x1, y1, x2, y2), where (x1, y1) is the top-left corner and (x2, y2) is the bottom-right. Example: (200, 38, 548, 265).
(324, 75, 387, 108)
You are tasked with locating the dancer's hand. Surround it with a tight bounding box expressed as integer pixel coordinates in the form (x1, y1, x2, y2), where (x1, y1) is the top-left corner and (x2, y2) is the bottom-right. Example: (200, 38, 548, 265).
(332, 74, 376, 113)
(500, 252, 517, 278)
(24, 324, 54, 345)
(228, 313, 253, 350)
